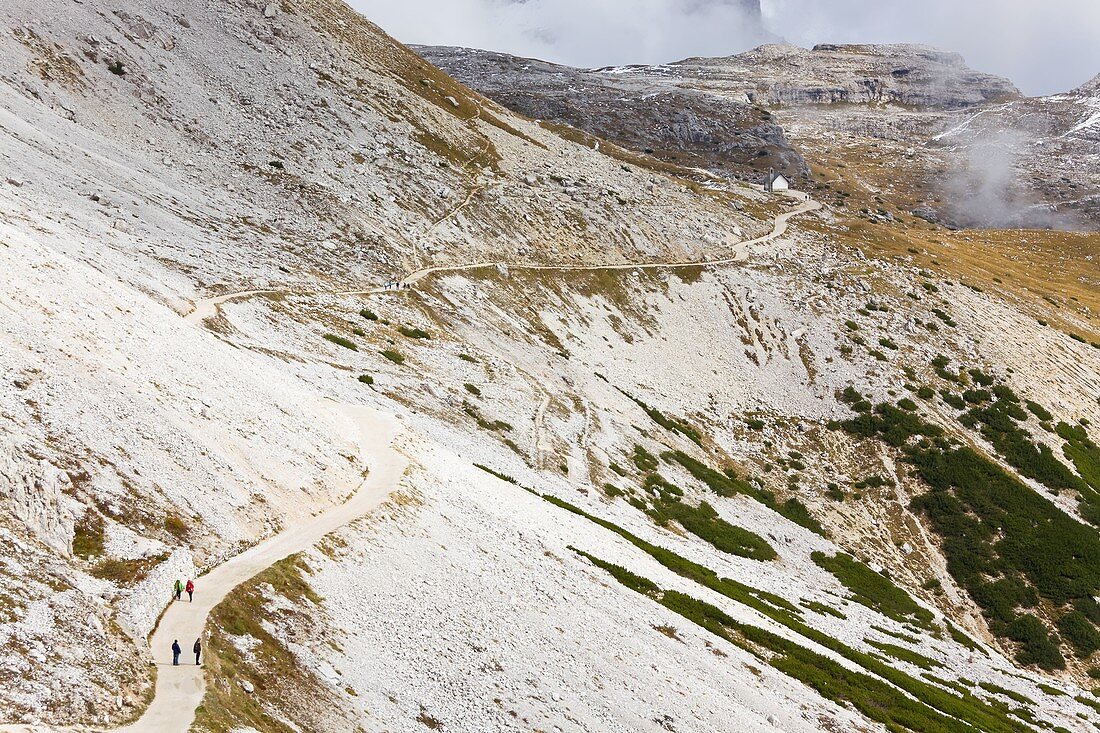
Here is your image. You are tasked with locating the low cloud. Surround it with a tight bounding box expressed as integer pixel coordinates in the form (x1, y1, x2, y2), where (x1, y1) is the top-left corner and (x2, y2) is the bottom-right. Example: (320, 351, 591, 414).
(351, 0, 1100, 95)
(352, 0, 769, 68)
(765, 0, 1100, 96)
(941, 130, 1079, 230)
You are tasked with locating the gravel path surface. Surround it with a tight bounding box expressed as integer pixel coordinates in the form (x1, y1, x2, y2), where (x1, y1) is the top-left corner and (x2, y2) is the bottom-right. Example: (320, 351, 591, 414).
(185, 195, 819, 321)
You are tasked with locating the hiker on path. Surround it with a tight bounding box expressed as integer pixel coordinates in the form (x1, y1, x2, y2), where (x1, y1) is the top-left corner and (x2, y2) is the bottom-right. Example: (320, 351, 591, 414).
(193, 637, 202, 665)
(173, 578, 183, 601)
(171, 640, 181, 666)
(186, 579, 195, 602)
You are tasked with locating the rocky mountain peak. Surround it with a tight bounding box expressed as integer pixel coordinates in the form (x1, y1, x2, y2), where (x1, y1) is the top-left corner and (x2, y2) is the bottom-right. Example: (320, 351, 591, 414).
(1073, 72, 1100, 96)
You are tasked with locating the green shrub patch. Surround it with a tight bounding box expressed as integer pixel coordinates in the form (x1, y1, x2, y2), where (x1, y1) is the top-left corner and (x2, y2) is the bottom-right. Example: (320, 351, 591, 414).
(323, 333, 358, 351)
(835, 385, 1100, 670)
(398, 326, 431, 339)
(648, 497, 777, 562)
(619, 389, 702, 445)
(813, 552, 934, 627)
(575, 545, 1030, 733)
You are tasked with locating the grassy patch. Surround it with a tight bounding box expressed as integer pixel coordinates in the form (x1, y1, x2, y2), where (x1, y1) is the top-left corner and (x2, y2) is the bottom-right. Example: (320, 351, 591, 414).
(813, 552, 934, 628)
(619, 389, 702, 445)
(72, 512, 105, 558)
(164, 513, 189, 540)
(463, 383, 481, 396)
(91, 553, 169, 585)
(398, 326, 431, 340)
(323, 333, 358, 351)
(195, 555, 327, 733)
(380, 349, 405, 364)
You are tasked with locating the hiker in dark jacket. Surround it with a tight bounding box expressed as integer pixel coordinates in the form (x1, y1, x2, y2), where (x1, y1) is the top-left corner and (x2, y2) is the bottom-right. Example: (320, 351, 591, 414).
(193, 637, 202, 665)
(185, 579, 195, 602)
(173, 578, 183, 601)
(171, 639, 181, 666)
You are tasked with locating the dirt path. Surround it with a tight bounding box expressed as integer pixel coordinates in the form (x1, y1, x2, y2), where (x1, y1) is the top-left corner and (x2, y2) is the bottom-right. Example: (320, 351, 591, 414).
(185, 195, 819, 323)
(0, 402, 407, 733)
(399, 196, 819, 286)
(533, 390, 551, 470)
(183, 289, 287, 324)
(126, 404, 405, 733)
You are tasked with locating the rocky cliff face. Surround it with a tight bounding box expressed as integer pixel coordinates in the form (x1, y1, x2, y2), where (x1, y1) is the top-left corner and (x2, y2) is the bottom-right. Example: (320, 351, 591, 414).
(419, 42, 1021, 190)
(417, 45, 809, 182)
(674, 43, 1020, 109)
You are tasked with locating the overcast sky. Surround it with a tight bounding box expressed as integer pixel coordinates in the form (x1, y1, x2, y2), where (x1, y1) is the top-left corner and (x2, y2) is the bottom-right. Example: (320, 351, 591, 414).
(350, 0, 1100, 96)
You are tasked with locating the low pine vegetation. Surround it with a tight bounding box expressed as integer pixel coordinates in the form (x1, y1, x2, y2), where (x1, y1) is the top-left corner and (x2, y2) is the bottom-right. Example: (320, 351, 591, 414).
(462, 401, 512, 433)
(835, 382, 1100, 671)
(867, 639, 943, 670)
(812, 551, 934, 628)
(323, 333, 358, 351)
(662, 450, 824, 535)
(618, 388, 703, 445)
(1056, 421, 1100, 525)
(398, 325, 431, 340)
(473, 463, 518, 485)
(570, 538, 1032, 733)
(648, 493, 777, 562)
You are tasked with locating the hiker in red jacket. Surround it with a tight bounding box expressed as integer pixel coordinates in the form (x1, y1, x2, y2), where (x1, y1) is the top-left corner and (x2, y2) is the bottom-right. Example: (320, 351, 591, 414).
(185, 579, 195, 602)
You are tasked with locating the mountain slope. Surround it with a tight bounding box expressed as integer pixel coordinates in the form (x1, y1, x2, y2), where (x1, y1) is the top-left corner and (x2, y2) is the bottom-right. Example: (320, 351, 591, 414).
(0, 2, 1098, 732)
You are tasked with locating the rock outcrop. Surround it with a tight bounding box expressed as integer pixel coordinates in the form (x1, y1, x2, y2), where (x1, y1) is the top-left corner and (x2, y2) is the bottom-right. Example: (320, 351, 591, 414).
(417, 46, 809, 182)
(676, 43, 1020, 109)
(0, 439, 73, 556)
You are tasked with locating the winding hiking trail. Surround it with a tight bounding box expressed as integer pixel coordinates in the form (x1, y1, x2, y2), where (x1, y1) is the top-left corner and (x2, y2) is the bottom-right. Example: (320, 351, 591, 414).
(186, 195, 819, 322)
(127, 405, 405, 733)
(0, 403, 407, 733)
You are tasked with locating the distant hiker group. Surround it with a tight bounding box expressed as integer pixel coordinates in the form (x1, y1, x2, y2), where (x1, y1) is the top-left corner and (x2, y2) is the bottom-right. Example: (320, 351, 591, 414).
(173, 578, 195, 602)
(171, 638, 201, 666)
(166, 579, 202, 668)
